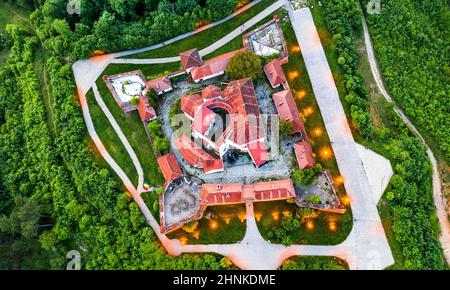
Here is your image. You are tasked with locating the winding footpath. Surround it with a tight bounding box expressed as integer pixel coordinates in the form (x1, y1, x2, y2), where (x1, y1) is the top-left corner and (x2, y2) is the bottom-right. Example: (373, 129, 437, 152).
(362, 16, 450, 264)
(71, 1, 449, 270)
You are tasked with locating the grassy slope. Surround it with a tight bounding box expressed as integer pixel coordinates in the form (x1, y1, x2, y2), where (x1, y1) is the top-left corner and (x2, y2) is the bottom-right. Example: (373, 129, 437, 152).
(92, 78, 165, 187)
(0, 2, 33, 66)
(85, 90, 140, 186)
(124, 0, 274, 59)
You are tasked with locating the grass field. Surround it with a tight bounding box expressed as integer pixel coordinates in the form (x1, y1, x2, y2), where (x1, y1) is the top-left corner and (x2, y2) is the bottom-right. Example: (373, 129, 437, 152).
(0, 1, 34, 67)
(85, 89, 140, 186)
(254, 200, 353, 245)
(166, 204, 247, 245)
(124, 0, 274, 59)
(94, 78, 165, 187)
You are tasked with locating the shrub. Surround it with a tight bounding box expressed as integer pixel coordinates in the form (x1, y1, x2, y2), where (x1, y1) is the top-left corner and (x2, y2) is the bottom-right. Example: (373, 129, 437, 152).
(226, 50, 262, 80)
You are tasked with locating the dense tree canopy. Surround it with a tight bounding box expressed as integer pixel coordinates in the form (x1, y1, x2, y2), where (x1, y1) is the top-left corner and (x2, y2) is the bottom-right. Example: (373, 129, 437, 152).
(0, 0, 245, 270)
(361, 0, 450, 161)
(226, 50, 262, 80)
(321, 0, 446, 269)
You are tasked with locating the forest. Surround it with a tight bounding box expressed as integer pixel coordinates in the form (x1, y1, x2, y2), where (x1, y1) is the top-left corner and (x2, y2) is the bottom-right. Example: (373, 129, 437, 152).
(361, 0, 449, 161)
(0, 0, 243, 270)
(321, 0, 446, 269)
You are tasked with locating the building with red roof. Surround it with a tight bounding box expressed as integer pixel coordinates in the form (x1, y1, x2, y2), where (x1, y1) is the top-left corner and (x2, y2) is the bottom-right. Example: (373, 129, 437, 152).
(200, 179, 295, 206)
(175, 134, 224, 174)
(181, 93, 203, 119)
(193, 106, 221, 136)
(180, 48, 203, 72)
(190, 48, 246, 83)
(202, 85, 222, 99)
(272, 89, 304, 133)
(157, 152, 183, 189)
(146, 75, 173, 95)
(294, 141, 316, 169)
(264, 58, 287, 89)
(137, 95, 157, 123)
(180, 78, 270, 171)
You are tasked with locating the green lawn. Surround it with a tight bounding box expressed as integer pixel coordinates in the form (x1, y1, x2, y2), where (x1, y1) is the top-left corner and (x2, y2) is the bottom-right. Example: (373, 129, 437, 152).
(85, 90, 140, 186)
(254, 200, 353, 245)
(0, 1, 34, 67)
(308, 2, 356, 135)
(94, 78, 165, 187)
(123, 0, 274, 59)
(166, 204, 247, 245)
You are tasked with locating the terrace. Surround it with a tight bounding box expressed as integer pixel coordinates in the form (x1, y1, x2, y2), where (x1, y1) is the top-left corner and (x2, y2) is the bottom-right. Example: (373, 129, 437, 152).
(103, 70, 147, 112)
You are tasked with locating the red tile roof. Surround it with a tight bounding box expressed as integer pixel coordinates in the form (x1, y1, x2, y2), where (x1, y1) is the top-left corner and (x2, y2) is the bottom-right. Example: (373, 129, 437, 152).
(137, 95, 156, 122)
(181, 94, 203, 118)
(272, 89, 304, 133)
(180, 78, 269, 169)
(253, 179, 295, 201)
(180, 48, 203, 70)
(247, 140, 270, 167)
(190, 48, 246, 82)
(146, 75, 172, 95)
(200, 179, 295, 205)
(175, 134, 224, 174)
(193, 106, 218, 135)
(264, 58, 287, 88)
(202, 85, 222, 99)
(157, 153, 183, 188)
(294, 141, 315, 169)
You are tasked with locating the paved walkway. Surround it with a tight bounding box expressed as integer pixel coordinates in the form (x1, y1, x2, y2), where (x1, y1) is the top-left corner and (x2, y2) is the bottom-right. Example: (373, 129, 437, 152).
(287, 7, 394, 269)
(112, 0, 286, 64)
(362, 15, 450, 263)
(72, 2, 401, 270)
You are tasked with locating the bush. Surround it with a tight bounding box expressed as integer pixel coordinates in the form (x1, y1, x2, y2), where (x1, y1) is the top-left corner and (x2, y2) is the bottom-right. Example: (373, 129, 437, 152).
(279, 120, 294, 139)
(292, 164, 322, 187)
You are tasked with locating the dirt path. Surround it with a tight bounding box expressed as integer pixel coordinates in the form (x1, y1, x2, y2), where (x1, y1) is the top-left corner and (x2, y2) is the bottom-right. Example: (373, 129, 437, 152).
(362, 15, 450, 263)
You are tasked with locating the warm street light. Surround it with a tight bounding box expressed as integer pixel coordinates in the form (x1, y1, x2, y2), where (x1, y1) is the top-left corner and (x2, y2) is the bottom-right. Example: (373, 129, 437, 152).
(341, 195, 350, 206)
(255, 212, 262, 222)
(319, 146, 333, 160)
(312, 127, 323, 137)
(329, 222, 337, 231)
(180, 236, 188, 245)
(272, 211, 280, 221)
(303, 106, 314, 117)
(306, 221, 314, 230)
(209, 220, 218, 230)
(335, 176, 344, 186)
(296, 89, 307, 100)
(289, 70, 299, 80)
